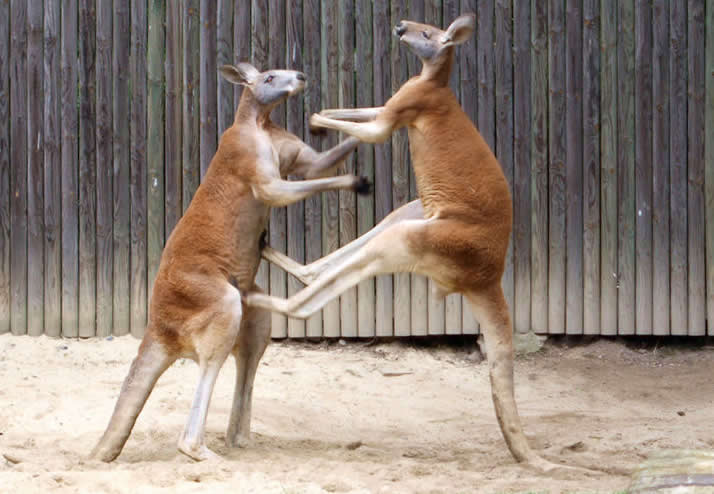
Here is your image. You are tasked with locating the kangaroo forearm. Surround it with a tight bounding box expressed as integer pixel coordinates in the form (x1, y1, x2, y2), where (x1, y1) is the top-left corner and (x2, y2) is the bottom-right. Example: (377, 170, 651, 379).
(305, 137, 360, 177)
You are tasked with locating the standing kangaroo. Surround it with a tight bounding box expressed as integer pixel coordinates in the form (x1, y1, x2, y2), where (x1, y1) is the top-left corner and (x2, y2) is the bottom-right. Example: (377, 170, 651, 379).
(91, 63, 367, 462)
(246, 15, 567, 472)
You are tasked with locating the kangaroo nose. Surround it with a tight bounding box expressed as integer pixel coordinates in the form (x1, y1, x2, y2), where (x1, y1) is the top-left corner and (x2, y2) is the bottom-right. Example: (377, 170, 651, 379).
(394, 22, 407, 37)
(296, 72, 306, 82)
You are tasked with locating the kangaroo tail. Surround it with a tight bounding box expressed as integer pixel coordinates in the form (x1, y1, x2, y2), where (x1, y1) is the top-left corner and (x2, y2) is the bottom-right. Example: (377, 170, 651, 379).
(91, 335, 174, 462)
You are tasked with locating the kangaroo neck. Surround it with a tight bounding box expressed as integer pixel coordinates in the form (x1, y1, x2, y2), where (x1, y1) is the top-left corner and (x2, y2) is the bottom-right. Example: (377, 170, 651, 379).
(419, 47, 454, 87)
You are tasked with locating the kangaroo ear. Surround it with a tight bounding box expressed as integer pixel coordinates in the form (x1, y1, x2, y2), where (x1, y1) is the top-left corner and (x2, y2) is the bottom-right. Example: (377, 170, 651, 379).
(218, 63, 260, 85)
(440, 13, 476, 46)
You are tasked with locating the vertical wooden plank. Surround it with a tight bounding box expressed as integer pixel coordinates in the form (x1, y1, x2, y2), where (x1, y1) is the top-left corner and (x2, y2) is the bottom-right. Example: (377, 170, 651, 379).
(10, 0, 27, 336)
(392, 0, 411, 336)
(321, 0, 340, 337)
(78, 0, 96, 337)
(634, 0, 652, 335)
(513, 0, 531, 335)
(669, 0, 688, 335)
(548, 0, 566, 334)
(165, 0, 182, 238)
(147, 0, 165, 300)
(302, 0, 322, 338)
(183, 0, 200, 211)
(583, 0, 600, 334)
(530, 0, 548, 334)
(617, 0, 635, 335)
(356, 0, 375, 337)
(425, 0, 445, 336)
(217, 0, 234, 136)
(460, 0, 478, 335)
(286, 0, 305, 338)
(706, 0, 714, 335)
(27, 0, 44, 336)
(688, 0, 706, 335)
(565, 0, 583, 334)
(652, 0, 670, 335)
(496, 0, 514, 331)
(373, 0, 393, 337)
(251, 0, 269, 305)
(131, 0, 148, 337)
(96, 0, 113, 337)
(113, 0, 131, 336)
(268, 0, 287, 338)
(60, 0, 78, 337)
(600, 0, 617, 335)
(44, 0, 61, 337)
(0, 0, 10, 335)
(200, 0, 217, 178)
(338, 0, 358, 338)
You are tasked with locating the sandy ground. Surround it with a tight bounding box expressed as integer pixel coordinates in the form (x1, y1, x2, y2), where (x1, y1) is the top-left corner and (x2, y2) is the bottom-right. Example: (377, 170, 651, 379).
(1, 333, 713, 494)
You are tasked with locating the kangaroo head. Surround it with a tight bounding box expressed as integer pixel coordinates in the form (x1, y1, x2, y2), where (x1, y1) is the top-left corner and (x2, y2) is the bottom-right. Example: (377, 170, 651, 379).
(219, 62, 306, 108)
(394, 13, 475, 66)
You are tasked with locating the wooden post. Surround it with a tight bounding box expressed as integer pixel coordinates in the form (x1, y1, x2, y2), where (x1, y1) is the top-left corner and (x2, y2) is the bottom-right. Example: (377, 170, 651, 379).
(183, 0, 200, 212)
(0, 0, 10, 335)
(217, 0, 234, 137)
(131, 0, 148, 337)
(165, 0, 182, 238)
(706, 0, 714, 335)
(199, 0, 217, 179)
(43, 0, 62, 337)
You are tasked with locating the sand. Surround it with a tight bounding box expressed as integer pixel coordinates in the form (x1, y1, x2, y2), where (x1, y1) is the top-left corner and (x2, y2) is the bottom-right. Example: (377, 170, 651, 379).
(1, 333, 713, 493)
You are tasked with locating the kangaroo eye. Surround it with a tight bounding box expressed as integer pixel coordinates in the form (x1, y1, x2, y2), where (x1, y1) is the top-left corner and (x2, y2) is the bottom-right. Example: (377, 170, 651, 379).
(422, 30, 430, 39)
(265, 75, 274, 83)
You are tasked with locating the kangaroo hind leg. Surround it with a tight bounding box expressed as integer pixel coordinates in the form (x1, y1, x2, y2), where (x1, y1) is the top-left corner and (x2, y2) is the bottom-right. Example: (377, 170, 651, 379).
(91, 335, 175, 462)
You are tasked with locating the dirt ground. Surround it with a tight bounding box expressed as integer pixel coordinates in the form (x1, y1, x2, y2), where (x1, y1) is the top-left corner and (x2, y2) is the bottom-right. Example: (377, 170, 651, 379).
(1, 333, 713, 494)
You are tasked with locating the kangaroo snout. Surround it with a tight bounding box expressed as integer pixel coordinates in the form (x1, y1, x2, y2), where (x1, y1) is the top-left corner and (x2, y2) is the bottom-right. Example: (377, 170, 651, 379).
(394, 22, 407, 37)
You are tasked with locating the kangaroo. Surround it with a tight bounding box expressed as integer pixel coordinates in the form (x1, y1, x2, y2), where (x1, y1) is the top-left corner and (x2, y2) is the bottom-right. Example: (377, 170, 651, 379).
(90, 62, 368, 462)
(246, 15, 571, 473)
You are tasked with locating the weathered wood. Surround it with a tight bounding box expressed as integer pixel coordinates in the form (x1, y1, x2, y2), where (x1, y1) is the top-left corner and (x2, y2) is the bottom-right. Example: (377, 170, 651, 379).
(113, 0, 131, 336)
(131, 0, 148, 337)
(78, 0, 96, 338)
(617, 0, 636, 335)
(0, 0, 10, 335)
(511, 0, 531, 336)
(373, 0, 393, 337)
(286, 0, 305, 338)
(165, 0, 182, 239)
(706, 0, 714, 335)
(27, 0, 44, 336)
(147, 0, 165, 305)
(268, 0, 288, 338)
(183, 0, 200, 212)
(96, 0, 113, 337)
(216, 0, 234, 137)
(548, 0, 566, 334)
(425, 0, 445, 337)
(688, 0, 706, 336)
(460, 0, 478, 335)
(302, 0, 323, 338)
(60, 0, 78, 338)
(200, 0, 217, 179)
(321, 0, 340, 337)
(43, 0, 61, 337)
(565, 0, 583, 334)
(669, 0, 688, 335)
(652, 0, 670, 335)
(338, 0, 358, 338)
(496, 0, 514, 331)
(582, 0, 600, 335)
(530, 0, 548, 335)
(251, 0, 269, 311)
(599, 0, 618, 335)
(9, 0, 27, 336)
(393, 0, 412, 336)
(634, 0, 652, 335)
(356, 0, 375, 337)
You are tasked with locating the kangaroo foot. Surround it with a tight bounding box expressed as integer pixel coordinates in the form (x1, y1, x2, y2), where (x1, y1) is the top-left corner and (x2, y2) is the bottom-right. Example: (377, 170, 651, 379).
(177, 439, 221, 462)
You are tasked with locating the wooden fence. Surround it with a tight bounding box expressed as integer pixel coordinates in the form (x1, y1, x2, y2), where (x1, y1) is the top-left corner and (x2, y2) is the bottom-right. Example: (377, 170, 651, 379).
(1, 0, 713, 338)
